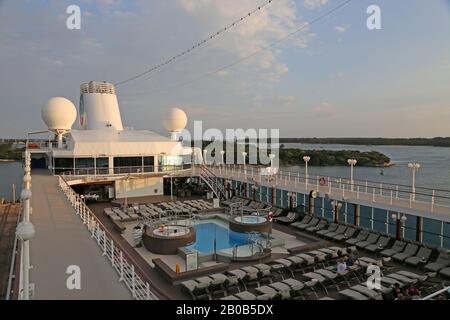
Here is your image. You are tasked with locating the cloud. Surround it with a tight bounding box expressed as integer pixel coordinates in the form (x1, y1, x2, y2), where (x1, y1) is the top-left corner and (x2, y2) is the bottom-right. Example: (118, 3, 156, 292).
(335, 24, 350, 33)
(177, 0, 309, 84)
(303, 0, 329, 10)
(311, 102, 334, 117)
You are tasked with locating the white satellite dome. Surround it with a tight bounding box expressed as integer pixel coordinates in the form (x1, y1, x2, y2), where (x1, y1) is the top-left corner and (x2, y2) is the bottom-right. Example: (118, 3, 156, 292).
(41, 97, 77, 131)
(163, 107, 187, 132)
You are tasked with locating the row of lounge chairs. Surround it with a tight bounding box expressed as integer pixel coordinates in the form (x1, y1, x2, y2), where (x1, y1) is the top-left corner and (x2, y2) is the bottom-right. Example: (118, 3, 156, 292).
(103, 199, 215, 221)
(292, 215, 450, 279)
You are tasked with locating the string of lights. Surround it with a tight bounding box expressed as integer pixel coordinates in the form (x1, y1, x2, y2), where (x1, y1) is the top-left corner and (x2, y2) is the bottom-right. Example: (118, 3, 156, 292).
(115, 0, 276, 87)
(134, 0, 353, 95)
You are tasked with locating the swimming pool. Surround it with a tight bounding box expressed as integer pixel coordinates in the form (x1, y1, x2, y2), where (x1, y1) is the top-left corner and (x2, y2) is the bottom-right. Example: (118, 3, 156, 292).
(185, 222, 261, 253)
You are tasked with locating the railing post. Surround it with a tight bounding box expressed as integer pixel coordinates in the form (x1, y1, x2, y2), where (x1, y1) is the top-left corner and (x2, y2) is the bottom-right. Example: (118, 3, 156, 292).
(372, 188, 376, 202)
(119, 251, 124, 282)
(132, 264, 136, 299)
(379, 183, 382, 196)
(396, 185, 399, 199)
(110, 239, 114, 265)
(357, 186, 360, 199)
(365, 181, 368, 193)
(431, 190, 435, 212)
(103, 230, 107, 256)
(390, 190, 393, 205)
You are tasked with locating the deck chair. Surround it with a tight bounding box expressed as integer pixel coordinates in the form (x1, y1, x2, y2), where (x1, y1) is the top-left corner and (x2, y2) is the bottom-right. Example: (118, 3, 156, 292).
(333, 226, 357, 241)
(305, 219, 327, 232)
(276, 211, 300, 224)
(181, 280, 210, 300)
(255, 285, 279, 299)
(323, 225, 347, 240)
(268, 282, 291, 300)
(384, 273, 417, 285)
(396, 270, 428, 282)
(294, 217, 318, 230)
(439, 267, 450, 279)
(282, 278, 305, 297)
(392, 243, 419, 262)
(295, 253, 317, 266)
(345, 230, 369, 245)
(355, 233, 380, 250)
(253, 264, 273, 284)
(316, 223, 338, 236)
(365, 236, 391, 253)
(424, 250, 450, 272)
(220, 291, 257, 300)
(351, 284, 383, 300)
(381, 240, 407, 257)
(339, 289, 370, 300)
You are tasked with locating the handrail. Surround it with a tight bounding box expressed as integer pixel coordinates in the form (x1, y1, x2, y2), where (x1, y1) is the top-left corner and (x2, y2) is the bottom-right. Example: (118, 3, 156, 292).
(421, 286, 450, 300)
(5, 203, 23, 300)
(58, 176, 160, 300)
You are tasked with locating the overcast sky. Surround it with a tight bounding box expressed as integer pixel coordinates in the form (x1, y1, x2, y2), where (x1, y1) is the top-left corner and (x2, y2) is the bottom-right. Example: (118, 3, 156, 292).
(1, 0, 450, 138)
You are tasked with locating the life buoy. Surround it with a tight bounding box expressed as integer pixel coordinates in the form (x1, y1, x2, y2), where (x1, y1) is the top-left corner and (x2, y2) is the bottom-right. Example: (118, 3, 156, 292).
(319, 177, 327, 186)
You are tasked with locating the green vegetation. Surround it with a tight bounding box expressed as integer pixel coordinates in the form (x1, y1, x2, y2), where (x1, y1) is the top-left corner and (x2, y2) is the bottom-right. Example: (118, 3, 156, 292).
(279, 137, 450, 147)
(0, 143, 23, 161)
(279, 148, 390, 167)
(193, 140, 391, 167)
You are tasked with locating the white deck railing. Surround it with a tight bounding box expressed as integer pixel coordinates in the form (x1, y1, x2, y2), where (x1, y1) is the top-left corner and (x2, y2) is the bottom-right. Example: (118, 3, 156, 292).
(205, 164, 450, 214)
(58, 176, 158, 300)
(421, 286, 450, 300)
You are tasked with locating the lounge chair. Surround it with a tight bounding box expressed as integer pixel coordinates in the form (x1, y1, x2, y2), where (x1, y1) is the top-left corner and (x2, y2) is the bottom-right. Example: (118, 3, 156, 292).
(424, 250, 450, 272)
(355, 233, 380, 250)
(210, 273, 238, 295)
(380, 240, 407, 257)
(392, 243, 419, 262)
(384, 273, 417, 285)
(439, 267, 450, 279)
(282, 278, 305, 297)
(345, 230, 369, 245)
(221, 291, 256, 300)
(405, 246, 433, 267)
(305, 219, 328, 232)
(295, 253, 317, 266)
(296, 217, 319, 230)
(286, 256, 307, 272)
(339, 289, 370, 300)
(333, 226, 357, 241)
(181, 280, 210, 300)
(290, 215, 311, 228)
(350, 284, 383, 300)
(396, 270, 428, 282)
(365, 236, 391, 253)
(253, 264, 273, 284)
(323, 225, 348, 240)
(268, 282, 292, 299)
(317, 248, 339, 259)
(276, 211, 300, 224)
(255, 285, 279, 299)
(316, 223, 339, 237)
(361, 282, 393, 296)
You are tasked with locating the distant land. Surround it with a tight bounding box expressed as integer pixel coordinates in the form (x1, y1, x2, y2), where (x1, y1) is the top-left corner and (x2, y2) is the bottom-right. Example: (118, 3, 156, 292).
(279, 137, 450, 147)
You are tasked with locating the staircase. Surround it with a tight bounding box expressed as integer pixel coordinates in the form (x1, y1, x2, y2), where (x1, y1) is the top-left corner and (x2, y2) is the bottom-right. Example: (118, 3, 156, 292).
(198, 165, 226, 200)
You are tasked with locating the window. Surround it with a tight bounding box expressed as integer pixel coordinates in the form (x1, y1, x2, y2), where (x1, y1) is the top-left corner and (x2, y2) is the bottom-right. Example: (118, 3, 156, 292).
(423, 218, 442, 247)
(96, 157, 109, 174)
(54, 158, 73, 174)
(158, 155, 183, 172)
(75, 158, 94, 175)
(373, 208, 387, 233)
(143, 156, 154, 172)
(360, 206, 372, 229)
(114, 157, 142, 174)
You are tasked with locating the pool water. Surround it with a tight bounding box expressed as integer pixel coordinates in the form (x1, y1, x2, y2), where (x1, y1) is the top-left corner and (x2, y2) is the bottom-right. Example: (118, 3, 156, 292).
(186, 222, 261, 253)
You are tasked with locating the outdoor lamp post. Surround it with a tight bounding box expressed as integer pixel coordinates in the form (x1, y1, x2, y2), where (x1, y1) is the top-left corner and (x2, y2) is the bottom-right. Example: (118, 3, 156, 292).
(220, 150, 225, 166)
(331, 200, 343, 223)
(407, 162, 420, 201)
(303, 156, 310, 188)
(347, 159, 357, 191)
(203, 149, 207, 165)
(242, 152, 247, 175)
(269, 153, 276, 175)
(391, 212, 407, 240)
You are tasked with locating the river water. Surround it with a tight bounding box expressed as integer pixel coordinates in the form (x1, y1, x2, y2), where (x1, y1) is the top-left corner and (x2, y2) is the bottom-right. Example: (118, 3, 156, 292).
(0, 161, 22, 201)
(0, 144, 449, 200)
(281, 143, 450, 191)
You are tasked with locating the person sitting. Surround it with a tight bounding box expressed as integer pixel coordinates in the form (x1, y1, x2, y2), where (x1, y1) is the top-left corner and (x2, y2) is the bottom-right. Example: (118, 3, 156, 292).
(337, 259, 347, 274)
(393, 283, 404, 300)
(345, 252, 357, 267)
(406, 284, 421, 299)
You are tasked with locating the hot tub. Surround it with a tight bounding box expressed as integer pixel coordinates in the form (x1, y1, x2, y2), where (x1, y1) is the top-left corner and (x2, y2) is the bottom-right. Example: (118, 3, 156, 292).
(143, 225, 196, 254)
(229, 215, 271, 233)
